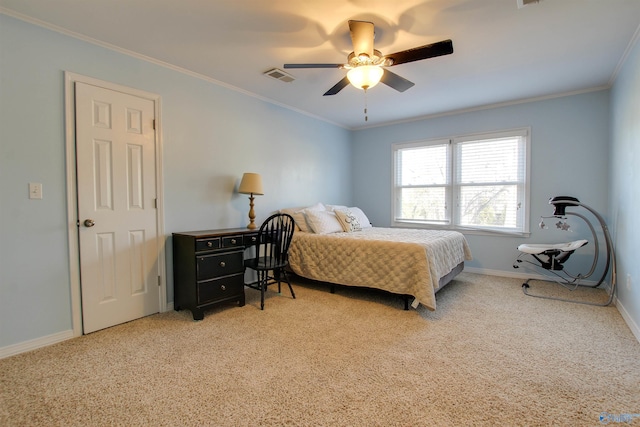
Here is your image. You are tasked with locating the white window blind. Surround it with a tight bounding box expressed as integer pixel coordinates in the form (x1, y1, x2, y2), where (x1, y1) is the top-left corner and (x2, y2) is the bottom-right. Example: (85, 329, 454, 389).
(394, 139, 450, 224)
(393, 129, 530, 235)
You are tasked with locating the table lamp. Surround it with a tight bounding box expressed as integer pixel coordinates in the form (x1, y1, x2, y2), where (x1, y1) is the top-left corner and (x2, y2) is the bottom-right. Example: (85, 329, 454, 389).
(238, 173, 264, 229)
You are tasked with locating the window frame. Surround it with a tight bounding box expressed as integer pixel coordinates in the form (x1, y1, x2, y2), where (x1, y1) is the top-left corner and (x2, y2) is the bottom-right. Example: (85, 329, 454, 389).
(391, 128, 531, 237)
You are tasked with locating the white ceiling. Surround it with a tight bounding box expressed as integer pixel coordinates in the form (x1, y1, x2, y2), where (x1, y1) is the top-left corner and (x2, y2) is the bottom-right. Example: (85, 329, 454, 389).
(2, 0, 639, 129)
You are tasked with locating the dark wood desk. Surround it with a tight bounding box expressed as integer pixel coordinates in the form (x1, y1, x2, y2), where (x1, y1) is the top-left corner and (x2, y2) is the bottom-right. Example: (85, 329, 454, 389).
(173, 228, 258, 320)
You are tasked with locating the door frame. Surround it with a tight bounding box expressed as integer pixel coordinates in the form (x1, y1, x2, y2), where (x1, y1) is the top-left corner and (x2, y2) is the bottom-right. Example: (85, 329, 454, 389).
(64, 71, 167, 336)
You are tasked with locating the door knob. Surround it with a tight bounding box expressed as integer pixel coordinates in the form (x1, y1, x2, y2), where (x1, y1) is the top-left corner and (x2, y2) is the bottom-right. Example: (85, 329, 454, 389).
(84, 219, 95, 227)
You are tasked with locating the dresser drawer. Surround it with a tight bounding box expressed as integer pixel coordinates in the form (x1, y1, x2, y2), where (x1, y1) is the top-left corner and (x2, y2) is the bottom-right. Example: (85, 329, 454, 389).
(195, 237, 221, 252)
(197, 274, 244, 305)
(222, 235, 244, 248)
(196, 249, 244, 280)
(243, 233, 258, 246)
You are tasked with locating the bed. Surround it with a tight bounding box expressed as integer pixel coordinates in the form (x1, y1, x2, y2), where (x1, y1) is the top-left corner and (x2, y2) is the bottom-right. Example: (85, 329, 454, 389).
(286, 222, 472, 311)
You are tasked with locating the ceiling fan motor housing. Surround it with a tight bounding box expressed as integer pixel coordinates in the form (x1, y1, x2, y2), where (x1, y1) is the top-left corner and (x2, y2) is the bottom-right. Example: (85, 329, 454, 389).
(347, 50, 388, 69)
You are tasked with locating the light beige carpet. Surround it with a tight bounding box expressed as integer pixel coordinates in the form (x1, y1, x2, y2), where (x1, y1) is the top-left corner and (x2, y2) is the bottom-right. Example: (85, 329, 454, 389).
(1, 273, 639, 426)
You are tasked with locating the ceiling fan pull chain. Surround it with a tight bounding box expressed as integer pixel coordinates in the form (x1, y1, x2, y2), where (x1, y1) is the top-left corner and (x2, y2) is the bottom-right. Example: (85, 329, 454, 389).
(364, 88, 368, 122)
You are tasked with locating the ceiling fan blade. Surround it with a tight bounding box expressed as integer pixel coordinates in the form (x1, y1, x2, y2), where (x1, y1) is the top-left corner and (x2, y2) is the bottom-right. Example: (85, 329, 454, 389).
(348, 20, 374, 58)
(284, 63, 344, 69)
(323, 76, 350, 96)
(380, 70, 415, 92)
(385, 39, 453, 66)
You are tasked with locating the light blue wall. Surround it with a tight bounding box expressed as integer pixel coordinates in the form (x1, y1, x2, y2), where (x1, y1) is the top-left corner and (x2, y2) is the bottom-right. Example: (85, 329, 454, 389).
(2, 13, 637, 351)
(610, 38, 640, 336)
(0, 15, 351, 348)
(352, 91, 611, 274)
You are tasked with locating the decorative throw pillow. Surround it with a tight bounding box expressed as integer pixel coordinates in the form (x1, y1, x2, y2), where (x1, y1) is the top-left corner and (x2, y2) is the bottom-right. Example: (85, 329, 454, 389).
(280, 202, 325, 232)
(290, 211, 309, 232)
(304, 209, 343, 234)
(347, 207, 372, 228)
(335, 209, 362, 232)
(279, 206, 306, 231)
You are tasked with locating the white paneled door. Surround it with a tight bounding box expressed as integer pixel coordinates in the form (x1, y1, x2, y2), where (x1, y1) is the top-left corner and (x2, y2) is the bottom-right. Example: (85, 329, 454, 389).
(75, 82, 160, 333)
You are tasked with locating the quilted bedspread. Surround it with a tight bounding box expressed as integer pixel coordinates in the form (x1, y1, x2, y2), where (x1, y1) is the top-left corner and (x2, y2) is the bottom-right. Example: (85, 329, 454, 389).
(288, 227, 473, 310)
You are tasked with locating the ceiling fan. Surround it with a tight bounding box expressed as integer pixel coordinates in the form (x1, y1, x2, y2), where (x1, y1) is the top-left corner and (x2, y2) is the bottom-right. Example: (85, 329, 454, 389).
(284, 20, 454, 96)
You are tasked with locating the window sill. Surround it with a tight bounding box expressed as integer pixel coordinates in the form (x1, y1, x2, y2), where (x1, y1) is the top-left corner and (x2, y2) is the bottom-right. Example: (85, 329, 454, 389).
(391, 221, 531, 238)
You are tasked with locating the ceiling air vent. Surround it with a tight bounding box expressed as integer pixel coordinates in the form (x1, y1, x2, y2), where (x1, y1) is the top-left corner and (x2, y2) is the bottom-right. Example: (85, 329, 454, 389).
(263, 68, 295, 83)
(517, 0, 542, 8)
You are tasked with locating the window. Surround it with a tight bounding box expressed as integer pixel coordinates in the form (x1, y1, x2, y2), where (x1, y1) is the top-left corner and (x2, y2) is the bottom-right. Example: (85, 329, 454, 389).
(392, 128, 530, 235)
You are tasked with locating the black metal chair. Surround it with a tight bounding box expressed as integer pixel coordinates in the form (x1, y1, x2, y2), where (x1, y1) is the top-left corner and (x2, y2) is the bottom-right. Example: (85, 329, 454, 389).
(244, 213, 296, 310)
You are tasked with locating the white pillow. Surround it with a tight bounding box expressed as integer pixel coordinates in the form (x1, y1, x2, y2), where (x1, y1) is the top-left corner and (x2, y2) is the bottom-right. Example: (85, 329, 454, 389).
(347, 207, 372, 228)
(304, 210, 343, 234)
(335, 209, 362, 232)
(325, 204, 348, 212)
(281, 203, 325, 232)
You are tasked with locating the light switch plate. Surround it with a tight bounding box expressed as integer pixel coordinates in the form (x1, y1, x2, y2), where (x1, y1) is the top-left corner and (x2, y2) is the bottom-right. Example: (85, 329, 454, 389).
(29, 182, 43, 199)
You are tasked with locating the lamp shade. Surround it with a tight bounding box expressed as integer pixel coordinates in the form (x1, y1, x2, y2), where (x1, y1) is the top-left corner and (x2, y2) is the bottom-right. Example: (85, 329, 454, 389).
(238, 173, 264, 195)
(347, 65, 384, 90)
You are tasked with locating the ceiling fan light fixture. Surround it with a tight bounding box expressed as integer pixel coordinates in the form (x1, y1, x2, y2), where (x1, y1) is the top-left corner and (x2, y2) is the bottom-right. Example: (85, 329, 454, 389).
(347, 65, 384, 90)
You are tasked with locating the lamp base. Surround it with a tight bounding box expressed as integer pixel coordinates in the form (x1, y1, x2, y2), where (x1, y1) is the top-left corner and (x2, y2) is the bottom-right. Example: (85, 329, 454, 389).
(247, 194, 257, 229)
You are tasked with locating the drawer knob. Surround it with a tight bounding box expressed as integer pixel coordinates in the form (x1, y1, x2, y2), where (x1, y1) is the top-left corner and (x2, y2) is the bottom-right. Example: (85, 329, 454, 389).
(219, 261, 226, 267)
(221, 285, 226, 291)
(251, 237, 257, 242)
(231, 239, 237, 244)
(207, 241, 213, 247)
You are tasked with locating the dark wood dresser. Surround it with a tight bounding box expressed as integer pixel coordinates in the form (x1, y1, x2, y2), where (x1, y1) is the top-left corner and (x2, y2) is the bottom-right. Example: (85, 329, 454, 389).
(173, 228, 258, 320)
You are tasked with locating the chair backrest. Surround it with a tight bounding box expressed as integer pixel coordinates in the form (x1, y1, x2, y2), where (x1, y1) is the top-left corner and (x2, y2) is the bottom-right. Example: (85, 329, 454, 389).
(255, 213, 295, 268)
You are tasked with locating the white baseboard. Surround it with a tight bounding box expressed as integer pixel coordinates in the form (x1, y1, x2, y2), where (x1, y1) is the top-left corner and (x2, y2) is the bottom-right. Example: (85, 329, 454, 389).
(0, 329, 74, 359)
(463, 266, 606, 288)
(463, 266, 546, 280)
(1, 305, 176, 359)
(616, 299, 640, 343)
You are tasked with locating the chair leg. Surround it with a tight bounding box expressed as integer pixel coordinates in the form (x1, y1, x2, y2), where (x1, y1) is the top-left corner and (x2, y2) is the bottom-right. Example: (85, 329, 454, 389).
(277, 272, 282, 294)
(282, 269, 295, 299)
(274, 269, 282, 294)
(260, 270, 266, 310)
